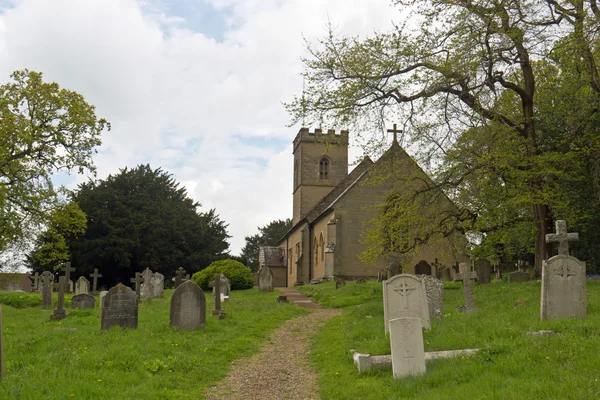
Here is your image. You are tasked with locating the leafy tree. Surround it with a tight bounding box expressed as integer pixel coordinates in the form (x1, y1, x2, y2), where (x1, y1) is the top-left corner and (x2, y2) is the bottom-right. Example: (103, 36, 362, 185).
(240, 218, 292, 271)
(191, 259, 254, 290)
(0, 69, 109, 252)
(27, 202, 87, 271)
(287, 1, 600, 275)
(65, 165, 230, 287)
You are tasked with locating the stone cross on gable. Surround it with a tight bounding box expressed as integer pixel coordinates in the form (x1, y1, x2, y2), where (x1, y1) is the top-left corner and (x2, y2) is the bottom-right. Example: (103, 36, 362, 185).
(545, 220, 579, 256)
(89, 269, 102, 294)
(131, 272, 144, 302)
(387, 123, 402, 143)
(393, 280, 415, 309)
(61, 262, 75, 290)
(209, 274, 222, 316)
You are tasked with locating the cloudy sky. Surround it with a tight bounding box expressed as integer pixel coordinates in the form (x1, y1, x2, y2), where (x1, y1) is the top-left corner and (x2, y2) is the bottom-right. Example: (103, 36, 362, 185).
(0, 0, 403, 254)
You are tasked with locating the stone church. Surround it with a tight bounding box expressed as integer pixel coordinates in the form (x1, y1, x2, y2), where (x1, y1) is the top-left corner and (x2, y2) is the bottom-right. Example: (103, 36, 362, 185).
(265, 127, 467, 287)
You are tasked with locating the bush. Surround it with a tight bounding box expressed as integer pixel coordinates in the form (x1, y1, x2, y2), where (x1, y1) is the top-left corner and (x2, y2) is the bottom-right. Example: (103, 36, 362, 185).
(192, 259, 254, 290)
(0, 291, 42, 308)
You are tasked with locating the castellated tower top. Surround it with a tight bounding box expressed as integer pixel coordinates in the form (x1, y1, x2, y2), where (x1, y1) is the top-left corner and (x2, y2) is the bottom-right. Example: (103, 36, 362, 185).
(293, 128, 349, 152)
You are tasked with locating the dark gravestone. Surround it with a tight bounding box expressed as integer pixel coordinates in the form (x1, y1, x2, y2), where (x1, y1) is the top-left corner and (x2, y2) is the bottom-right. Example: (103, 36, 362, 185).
(40, 271, 54, 309)
(170, 280, 206, 330)
(414, 260, 432, 276)
(209, 274, 222, 316)
(89, 268, 102, 294)
(50, 276, 68, 320)
(475, 259, 492, 283)
(388, 261, 402, 277)
(101, 284, 138, 330)
(438, 267, 451, 281)
(71, 294, 95, 310)
(508, 271, 530, 282)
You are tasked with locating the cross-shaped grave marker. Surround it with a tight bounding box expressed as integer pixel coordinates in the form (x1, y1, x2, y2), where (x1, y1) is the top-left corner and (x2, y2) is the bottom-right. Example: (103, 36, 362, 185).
(174, 267, 189, 289)
(60, 262, 75, 291)
(50, 276, 68, 320)
(209, 274, 222, 316)
(131, 272, 144, 303)
(393, 280, 415, 309)
(431, 258, 442, 278)
(458, 263, 477, 312)
(545, 220, 579, 256)
(29, 272, 40, 291)
(89, 269, 102, 294)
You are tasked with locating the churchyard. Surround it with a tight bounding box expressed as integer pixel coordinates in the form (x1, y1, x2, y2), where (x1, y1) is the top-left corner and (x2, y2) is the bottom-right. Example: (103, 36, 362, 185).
(0, 287, 307, 399)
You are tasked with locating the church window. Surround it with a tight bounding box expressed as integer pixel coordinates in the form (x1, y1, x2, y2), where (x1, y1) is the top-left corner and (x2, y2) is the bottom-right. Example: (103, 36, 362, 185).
(295, 242, 300, 261)
(288, 248, 293, 275)
(319, 233, 325, 262)
(319, 158, 329, 180)
(313, 237, 318, 267)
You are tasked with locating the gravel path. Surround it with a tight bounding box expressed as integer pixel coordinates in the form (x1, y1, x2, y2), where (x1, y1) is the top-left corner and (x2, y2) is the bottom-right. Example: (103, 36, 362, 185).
(204, 307, 341, 400)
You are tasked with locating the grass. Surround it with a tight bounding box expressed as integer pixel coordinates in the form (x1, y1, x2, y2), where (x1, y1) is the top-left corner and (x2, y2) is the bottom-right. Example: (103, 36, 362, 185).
(298, 279, 600, 400)
(0, 288, 308, 400)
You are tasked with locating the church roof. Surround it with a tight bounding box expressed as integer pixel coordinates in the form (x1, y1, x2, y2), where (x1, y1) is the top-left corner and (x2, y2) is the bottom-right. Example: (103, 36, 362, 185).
(259, 246, 286, 267)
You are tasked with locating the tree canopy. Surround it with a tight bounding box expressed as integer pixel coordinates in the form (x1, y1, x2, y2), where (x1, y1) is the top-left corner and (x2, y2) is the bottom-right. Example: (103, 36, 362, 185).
(0, 69, 109, 253)
(240, 218, 292, 271)
(287, 0, 600, 273)
(42, 164, 231, 287)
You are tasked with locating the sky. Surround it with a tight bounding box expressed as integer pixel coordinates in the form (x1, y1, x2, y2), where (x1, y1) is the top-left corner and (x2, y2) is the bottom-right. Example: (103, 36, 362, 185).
(0, 0, 404, 255)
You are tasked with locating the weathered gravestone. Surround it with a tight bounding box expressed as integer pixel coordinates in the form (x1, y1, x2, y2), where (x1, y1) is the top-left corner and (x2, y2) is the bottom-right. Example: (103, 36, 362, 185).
(99, 291, 108, 309)
(40, 271, 54, 310)
(431, 258, 442, 279)
(209, 273, 223, 316)
(170, 280, 206, 330)
(258, 267, 273, 292)
(140, 268, 155, 299)
(475, 259, 492, 284)
(377, 269, 389, 283)
(174, 267, 189, 289)
(71, 293, 95, 310)
(75, 276, 90, 295)
(50, 276, 68, 320)
(383, 274, 430, 333)
(211, 274, 230, 301)
(130, 272, 144, 303)
(30, 272, 40, 292)
(541, 220, 586, 320)
(453, 264, 476, 283)
(507, 271, 530, 282)
(60, 262, 75, 293)
(389, 261, 402, 277)
(89, 269, 102, 294)
(418, 275, 444, 320)
(152, 272, 164, 298)
(101, 284, 138, 329)
(389, 317, 426, 379)
(438, 267, 451, 282)
(457, 263, 477, 312)
(414, 260, 432, 276)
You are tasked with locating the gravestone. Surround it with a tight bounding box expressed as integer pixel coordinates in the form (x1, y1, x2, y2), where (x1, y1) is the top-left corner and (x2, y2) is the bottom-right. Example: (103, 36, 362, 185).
(130, 272, 144, 303)
(170, 280, 206, 330)
(152, 272, 164, 298)
(69, 280, 74, 293)
(507, 271, 530, 282)
(458, 263, 477, 312)
(89, 269, 102, 294)
(174, 267, 189, 289)
(389, 261, 402, 277)
(50, 276, 68, 320)
(101, 284, 138, 329)
(71, 294, 95, 310)
(211, 274, 230, 300)
(99, 291, 108, 309)
(335, 279, 346, 289)
(431, 258, 442, 279)
(475, 259, 492, 283)
(209, 274, 223, 316)
(75, 276, 90, 295)
(453, 264, 477, 282)
(377, 269, 389, 282)
(418, 275, 444, 320)
(60, 262, 75, 293)
(389, 317, 426, 379)
(438, 267, 451, 282)
(541, 220, 586, 320)
(258, 267, 274, 292)
(40, 271, 54, 309)
(383, 274, 430, 333)
(414, 260, 431, 276)
(140, 268, 155, 299)
(31, 272, 40, 292)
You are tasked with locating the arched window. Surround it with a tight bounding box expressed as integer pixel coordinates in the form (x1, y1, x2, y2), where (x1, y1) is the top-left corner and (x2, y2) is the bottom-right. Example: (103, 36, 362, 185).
(319, 158, 329, 180)
(313, 237, 318, 267)
(319, 233, 325, 262)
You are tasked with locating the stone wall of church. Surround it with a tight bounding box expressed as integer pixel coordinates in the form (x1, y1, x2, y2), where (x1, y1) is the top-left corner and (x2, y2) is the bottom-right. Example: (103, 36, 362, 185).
(278, 221, 311, 287)
(310, 210, 333, 280)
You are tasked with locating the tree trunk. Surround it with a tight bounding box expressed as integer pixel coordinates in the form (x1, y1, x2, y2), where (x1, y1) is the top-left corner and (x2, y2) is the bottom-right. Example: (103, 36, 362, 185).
(533, 203, 553, 278)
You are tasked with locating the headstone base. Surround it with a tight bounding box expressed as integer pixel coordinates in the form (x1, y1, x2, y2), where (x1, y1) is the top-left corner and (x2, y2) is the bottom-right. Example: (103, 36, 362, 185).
(50, 309, 68, 320)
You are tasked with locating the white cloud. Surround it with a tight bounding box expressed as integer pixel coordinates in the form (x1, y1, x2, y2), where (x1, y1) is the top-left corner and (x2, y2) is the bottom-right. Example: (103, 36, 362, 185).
(0, 0, 403, 254)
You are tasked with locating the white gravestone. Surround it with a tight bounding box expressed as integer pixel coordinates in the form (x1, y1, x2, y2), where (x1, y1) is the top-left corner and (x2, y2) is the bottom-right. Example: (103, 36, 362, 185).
(383, 274, 430, 333)
(540, 255, 586, 320)
(75, 276, 90, 295)
(389, 317, 426, 379)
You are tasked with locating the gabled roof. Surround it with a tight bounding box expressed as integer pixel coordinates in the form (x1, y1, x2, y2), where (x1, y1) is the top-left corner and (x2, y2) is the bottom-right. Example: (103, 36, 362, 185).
(259, 246, 286, 267)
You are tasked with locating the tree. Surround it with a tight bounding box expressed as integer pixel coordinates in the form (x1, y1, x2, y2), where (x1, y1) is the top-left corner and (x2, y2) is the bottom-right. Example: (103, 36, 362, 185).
(240, 218, 292, 271)
(64, 165, 230, 287)
(287, 1, 600, 275)
(27, 202, 87, 271)
(0, 69, 109, 252)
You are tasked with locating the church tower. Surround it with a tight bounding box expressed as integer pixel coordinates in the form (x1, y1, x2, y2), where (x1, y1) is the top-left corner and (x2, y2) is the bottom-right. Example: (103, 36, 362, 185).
(292, 128, 349, 224)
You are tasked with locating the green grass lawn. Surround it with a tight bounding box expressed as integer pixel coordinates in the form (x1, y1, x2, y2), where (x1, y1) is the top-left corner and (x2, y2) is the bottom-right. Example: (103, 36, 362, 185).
(0, 288, 308, 400)
(298, 279, 600, 400)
